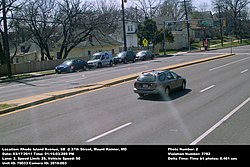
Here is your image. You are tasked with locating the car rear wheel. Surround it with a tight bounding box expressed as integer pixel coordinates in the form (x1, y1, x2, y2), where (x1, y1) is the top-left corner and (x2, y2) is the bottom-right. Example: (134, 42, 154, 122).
(165, 87, 170, 96)
(83, 65, 87, 71)
(123, 58, 128, 64)
(181, 82, 186, 90)
(110, 61, 113, 66)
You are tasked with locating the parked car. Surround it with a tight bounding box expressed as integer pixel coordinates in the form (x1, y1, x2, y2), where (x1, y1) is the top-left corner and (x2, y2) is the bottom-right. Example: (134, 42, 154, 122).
(113, 51, 136, 64)
(134, 70, 186, 97)
(136, 50, 154, 61)
(55, 59, 88, 74)
(87, 51, 113, 68)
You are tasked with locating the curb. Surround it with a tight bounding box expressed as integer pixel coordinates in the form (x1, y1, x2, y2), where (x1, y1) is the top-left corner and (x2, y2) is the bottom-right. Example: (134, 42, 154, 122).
(0, 53, 235, 115)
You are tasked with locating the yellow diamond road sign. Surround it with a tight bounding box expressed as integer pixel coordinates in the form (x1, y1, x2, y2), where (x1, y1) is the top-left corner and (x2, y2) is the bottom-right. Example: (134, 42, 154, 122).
(142, 38, 148, 47)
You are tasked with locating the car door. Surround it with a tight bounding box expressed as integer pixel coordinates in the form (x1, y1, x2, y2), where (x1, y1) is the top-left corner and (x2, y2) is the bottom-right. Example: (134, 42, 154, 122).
(77, 59, 84, 70)
(100, 54, 106, 66)
(126, 51, 131, 61)
(72, 60, 78, 71)
(145, 51, 150, 59)
(78, 59, 85, 70)
(104, 53, 110, 66)
(165, 71, 177, 90)
(170, 71, 182, 89)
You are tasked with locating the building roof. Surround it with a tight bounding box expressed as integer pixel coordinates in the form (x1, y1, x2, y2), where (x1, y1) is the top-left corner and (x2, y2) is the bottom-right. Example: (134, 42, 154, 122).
(76, 31, 123, 48)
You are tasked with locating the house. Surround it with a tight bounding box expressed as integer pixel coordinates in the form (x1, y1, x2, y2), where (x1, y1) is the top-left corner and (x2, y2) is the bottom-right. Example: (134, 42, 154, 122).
(62, 31, 123, 60)
(11, 31, 123, 64)
(110, 19, 139, 50)
(153, 16, 189, 50)
(190, 11, 214, 41)
(11, 41, 41, 64)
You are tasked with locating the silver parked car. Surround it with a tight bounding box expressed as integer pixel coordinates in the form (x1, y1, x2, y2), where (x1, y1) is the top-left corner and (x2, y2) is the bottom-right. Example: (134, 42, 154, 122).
(136, 50, 154, 61)
(134, 70, 186, 97)
(87, 51, 113, 68)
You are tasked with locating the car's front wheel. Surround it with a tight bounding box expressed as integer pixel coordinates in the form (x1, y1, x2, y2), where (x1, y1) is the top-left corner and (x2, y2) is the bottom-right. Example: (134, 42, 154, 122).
(98, 63, 102, 68)
(138, 93, 145, 97)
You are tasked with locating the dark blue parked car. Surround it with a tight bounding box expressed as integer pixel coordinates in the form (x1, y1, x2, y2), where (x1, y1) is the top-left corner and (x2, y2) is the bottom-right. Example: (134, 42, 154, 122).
(55, 59, 88, 74)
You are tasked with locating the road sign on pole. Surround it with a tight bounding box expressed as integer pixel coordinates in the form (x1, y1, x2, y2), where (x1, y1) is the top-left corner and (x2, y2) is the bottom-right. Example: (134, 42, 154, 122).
(142, 38, 148, 47)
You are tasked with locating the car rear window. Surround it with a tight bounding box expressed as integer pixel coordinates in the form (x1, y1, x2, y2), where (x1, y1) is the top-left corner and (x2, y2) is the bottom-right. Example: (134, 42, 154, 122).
(137, 74, 156, 82)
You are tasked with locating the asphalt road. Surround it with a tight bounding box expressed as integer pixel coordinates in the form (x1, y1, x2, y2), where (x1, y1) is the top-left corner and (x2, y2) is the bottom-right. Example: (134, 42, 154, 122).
(0, 46, 244, 103)
(1, 45, 249, 145)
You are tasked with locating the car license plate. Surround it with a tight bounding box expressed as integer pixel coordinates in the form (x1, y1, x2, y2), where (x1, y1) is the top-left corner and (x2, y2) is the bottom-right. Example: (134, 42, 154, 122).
(142, 84, 148, 88)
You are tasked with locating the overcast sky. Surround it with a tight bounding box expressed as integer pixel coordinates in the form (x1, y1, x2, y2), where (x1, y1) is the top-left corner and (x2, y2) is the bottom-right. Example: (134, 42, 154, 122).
(193, 0, 212, 11)
(193, 0, 212, 7)
(121, 0, 213, 10)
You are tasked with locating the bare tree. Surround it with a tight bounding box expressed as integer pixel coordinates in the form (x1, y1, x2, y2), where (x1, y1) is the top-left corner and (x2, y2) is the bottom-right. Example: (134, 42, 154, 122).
(212, 0, 250, 37)
(159, 0, 185, 20)
(93, 0, 120, 34)
(56, 0, 95, 59)
(56, 0, 122, 59)
(1, 0, 16, 66)
(133, 0, 162, 18)
(0, 0, 20, 77)
(15, 0, 60, 61)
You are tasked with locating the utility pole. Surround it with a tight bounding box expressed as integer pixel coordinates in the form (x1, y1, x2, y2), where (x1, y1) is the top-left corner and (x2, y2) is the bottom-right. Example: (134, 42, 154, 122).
(218, 5, 223, 47)
(163, 21, 166, 56)
(239, 12, 242, 44)
(2, 0, 12, 78)
(183, 0, 191, 51)
(121, 0, 127, 51)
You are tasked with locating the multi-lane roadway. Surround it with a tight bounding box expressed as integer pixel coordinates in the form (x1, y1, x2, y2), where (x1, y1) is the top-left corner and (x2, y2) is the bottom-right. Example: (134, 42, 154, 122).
(0, 45, 249, 145)
(0, 47, 239, 102)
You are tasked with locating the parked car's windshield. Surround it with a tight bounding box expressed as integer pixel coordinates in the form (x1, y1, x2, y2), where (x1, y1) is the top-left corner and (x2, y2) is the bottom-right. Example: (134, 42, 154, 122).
(137, 51, 146, 55)
(137, 74, 156, 82)
(91, 53, 101, 60)
(117, 52, 125, 57)
(62, 60, 73, 66)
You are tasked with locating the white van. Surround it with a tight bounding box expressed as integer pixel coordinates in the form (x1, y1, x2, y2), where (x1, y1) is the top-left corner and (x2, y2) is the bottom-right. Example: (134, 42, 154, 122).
(87, 51, 113, 68)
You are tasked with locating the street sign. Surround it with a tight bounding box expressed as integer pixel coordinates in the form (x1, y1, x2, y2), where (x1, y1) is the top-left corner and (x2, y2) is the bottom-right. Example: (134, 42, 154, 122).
(142, 38, 148, 47)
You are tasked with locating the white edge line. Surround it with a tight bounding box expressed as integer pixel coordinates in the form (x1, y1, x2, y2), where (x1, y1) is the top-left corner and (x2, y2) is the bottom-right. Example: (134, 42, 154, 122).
(86, 122, 132, 143)
(241, 69, 248, 74)
(190, 97, 250, 145)
(209, 57, 250, 71)
(200, 85, 215, 93)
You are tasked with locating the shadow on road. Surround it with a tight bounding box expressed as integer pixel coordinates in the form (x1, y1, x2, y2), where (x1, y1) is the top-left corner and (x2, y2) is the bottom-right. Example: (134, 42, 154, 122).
(138, 89, 192, 102)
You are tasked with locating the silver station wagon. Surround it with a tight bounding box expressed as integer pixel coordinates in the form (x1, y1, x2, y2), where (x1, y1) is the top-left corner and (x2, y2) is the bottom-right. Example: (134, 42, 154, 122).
(134, 70, 186, 97)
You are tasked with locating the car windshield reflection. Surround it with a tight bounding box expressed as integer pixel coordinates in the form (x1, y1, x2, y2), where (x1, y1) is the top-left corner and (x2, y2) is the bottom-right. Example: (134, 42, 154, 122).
(91, 54, 101, 60)
(62, 60, 73, 66)
(137, 75, 156, 82)
(117, 52, 125, 57)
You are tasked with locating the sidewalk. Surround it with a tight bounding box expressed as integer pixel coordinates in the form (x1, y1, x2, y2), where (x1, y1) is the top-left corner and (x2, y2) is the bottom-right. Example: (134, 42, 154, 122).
(0, 70, 55, 83)
(0, 53, 235, 115)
